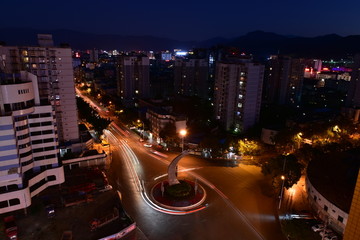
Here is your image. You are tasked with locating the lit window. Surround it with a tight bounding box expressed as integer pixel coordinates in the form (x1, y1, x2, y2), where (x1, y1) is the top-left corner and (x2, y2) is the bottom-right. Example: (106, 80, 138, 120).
(238, 103, 242, 108)
(238, 94, 243, 99)
(135, 90, 139, 94)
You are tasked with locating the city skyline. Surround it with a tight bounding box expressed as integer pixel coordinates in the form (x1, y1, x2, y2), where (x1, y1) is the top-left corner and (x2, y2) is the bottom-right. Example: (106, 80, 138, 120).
(2, 0, 360, 41)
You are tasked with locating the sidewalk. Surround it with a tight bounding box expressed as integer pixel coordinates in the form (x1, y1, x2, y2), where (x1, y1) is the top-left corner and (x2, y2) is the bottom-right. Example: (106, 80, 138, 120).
(278, 175, 322, 240)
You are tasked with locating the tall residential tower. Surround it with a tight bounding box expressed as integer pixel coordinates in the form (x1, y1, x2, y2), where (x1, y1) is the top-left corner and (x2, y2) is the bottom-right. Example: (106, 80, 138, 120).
(214, 59, 264, 132)
(116, 54, 150, 106)
(0, 34, 79, 145)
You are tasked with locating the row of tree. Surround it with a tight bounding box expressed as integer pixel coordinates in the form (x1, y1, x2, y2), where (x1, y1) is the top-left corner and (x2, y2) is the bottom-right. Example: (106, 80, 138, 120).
(76, 97, 111, 138)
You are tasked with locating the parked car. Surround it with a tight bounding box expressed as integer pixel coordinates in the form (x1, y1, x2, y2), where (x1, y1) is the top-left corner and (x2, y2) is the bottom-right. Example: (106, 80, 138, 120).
(143, 143, 152, 148)
(45, 204, 55, 218)
(4, 215, 17, 240)
(99, 184, 113, 193)
(61, 230, 73, 240)
(311, 224, 325, 232)
(324, 234, 338, 240)
(320, 228, 333, 237)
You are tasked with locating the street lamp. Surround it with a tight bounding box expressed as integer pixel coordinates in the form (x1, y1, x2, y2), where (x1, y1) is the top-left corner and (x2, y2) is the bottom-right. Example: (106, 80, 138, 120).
(179, 129, 187, 152)
(278, 175, 285, 209)
(137, 119, 144, 139)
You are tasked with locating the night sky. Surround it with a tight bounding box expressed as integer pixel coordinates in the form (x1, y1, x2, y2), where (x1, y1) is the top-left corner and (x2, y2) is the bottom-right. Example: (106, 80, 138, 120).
(2, 0, 360, 41)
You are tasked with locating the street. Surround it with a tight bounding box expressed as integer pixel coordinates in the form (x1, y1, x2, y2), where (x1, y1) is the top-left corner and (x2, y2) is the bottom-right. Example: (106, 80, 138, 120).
(105, 122, 285, 240)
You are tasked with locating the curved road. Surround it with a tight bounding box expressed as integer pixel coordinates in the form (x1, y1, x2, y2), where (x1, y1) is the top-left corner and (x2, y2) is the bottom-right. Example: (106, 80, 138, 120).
(105, 123, 285, 240)
(75, 90, 284, 240)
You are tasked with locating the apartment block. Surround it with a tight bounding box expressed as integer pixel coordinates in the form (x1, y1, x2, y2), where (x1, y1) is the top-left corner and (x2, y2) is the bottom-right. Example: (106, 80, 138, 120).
(174, 58, 209, 99)
(116, 54, 150, 106)
(0, 34, 79, 145)
(214, 60, 264, 132)
(0, 71, 64, 214)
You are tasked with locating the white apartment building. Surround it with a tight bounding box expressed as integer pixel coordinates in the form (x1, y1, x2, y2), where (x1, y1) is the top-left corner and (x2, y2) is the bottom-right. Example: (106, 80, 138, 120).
(0, 71, 64, 214)
(214, 60, 264, 132)
(0, 35, 79, 145)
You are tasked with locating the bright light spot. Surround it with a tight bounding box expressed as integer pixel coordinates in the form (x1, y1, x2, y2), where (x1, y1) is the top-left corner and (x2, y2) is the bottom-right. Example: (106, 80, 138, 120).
(179, 129, 187, 137)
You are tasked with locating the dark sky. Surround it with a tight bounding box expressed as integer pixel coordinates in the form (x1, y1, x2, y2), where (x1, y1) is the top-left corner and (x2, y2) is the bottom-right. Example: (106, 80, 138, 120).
(2, 0, 360, 41)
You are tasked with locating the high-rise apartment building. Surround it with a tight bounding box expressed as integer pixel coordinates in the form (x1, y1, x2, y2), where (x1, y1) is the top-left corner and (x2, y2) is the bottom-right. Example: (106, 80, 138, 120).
(116, 54, 150, 106)
(264, 55, 305, 106)
(174, 58, 209, 99)
(0, 35, 79, 145)
(342, 54, 360, 122)
(214, 59, 264, 132)
(0, 71, 64, 214)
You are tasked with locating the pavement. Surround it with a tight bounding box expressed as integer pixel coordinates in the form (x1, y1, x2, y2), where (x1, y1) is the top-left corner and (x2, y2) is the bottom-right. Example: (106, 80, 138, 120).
(278, 175, 328, 240)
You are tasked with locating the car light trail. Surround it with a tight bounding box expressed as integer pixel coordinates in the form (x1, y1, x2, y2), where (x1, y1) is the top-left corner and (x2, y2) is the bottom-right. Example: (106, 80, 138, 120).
(106, 125, 265, 237)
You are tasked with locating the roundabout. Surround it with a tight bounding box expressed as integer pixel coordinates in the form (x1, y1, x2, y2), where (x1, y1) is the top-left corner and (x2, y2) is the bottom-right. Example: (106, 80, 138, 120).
(145, 150, 207, 214)
(150, 178, 206, 211)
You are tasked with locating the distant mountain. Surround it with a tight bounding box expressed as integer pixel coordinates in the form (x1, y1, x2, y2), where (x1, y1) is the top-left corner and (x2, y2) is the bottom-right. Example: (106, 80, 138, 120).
(226, 31, 360, 58)
(1, 28, 360, 58)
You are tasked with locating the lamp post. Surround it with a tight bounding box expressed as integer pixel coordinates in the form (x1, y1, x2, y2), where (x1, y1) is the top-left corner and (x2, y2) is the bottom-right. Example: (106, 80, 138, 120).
(137, 119, 144, 139)
(179, 129, 187, 152)
(278, 175, 285, 209)
(278, 155, 287, 209)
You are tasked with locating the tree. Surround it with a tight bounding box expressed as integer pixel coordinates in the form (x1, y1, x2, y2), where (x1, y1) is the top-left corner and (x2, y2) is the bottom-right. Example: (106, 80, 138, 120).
(238, 139, 262, 156)
(76, 97, 111, 136)
(261, 154, 303, 189)
(159, 122, 178, 146)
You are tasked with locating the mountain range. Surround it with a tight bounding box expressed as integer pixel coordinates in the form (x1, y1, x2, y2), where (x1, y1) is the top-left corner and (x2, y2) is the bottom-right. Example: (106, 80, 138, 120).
(1, 28, 360, 58)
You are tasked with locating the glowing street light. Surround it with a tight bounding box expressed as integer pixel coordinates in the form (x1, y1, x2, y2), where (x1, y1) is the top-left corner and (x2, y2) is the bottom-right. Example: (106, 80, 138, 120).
(278, 175, 286, 209)
(137, 119, 144, 139)
(179, 129, 187, 152)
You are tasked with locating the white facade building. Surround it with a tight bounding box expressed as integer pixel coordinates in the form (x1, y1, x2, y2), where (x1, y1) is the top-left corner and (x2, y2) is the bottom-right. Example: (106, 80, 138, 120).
(214, 60, 264, 132)
(0, 71, 64, 214)
(0, 35, 79, 145)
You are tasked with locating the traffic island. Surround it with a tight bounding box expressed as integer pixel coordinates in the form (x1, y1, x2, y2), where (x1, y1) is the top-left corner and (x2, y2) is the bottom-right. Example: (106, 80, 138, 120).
(151, 179, 206, 211)
(147, 150, 207, 212)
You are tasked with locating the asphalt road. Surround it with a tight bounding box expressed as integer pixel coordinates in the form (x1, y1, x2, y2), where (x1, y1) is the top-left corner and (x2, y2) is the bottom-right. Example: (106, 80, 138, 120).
(75, 91, 285, 240)
(104, 123, 285, 240)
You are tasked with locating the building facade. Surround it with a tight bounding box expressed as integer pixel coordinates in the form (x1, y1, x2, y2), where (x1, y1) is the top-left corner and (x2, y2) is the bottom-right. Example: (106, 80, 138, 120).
(264, 55, 305, 106)
(0, 34, 79, 145)
(343, 54, 360, 122)
(214, 60, 264, 132)
(174, 58, 209, 99)
(0, 71, 64, 214)
(146, 107, 186, 143)
(116, 55, 150, 106)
